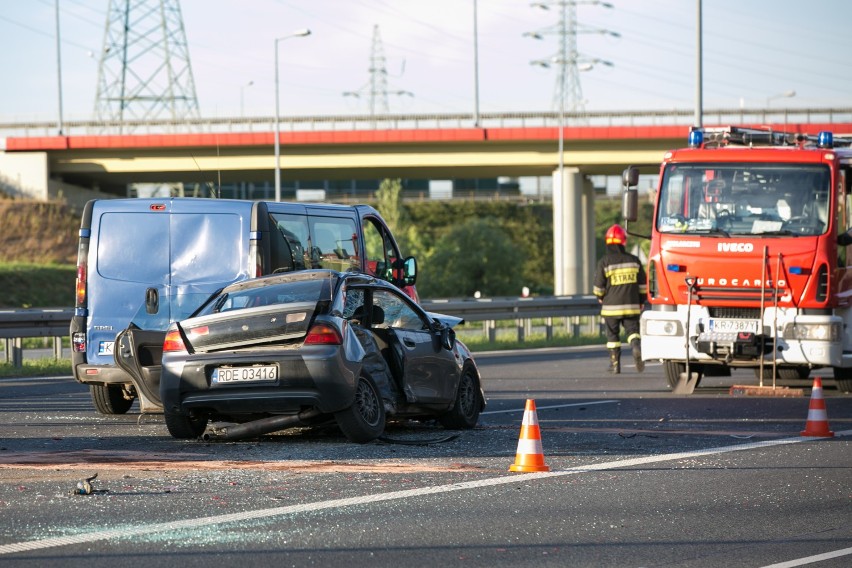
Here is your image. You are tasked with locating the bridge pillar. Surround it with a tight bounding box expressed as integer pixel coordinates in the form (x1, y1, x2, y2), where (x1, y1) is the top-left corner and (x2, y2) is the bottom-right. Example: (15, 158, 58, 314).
(553, 167, 584, 295)
(582, 177, 596, 293)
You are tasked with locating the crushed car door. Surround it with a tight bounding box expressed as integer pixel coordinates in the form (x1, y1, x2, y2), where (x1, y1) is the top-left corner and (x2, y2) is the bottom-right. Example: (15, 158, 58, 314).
(371, 288, 457, 404)
(114, 326, 165, 412)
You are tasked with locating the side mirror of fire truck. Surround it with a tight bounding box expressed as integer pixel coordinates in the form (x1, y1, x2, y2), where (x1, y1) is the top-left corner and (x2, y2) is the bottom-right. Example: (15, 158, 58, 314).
(621, 166, 640, 222)
(838, 231, 852, 247)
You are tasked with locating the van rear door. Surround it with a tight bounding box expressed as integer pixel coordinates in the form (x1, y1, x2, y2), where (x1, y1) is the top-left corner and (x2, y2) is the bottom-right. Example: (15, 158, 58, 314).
(86, 199, 256, 408)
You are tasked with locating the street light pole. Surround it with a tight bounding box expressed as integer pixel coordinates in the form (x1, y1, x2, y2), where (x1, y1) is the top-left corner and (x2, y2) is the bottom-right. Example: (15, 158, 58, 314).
(240, 80, 254, 117)
(55, 0, 64, 135)
(274, 29, 311, 202)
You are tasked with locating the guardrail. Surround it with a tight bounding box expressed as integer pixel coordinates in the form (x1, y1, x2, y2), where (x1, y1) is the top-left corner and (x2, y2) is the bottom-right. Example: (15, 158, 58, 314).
(3, 107, 851, 137)
(0, 297, 603, 367)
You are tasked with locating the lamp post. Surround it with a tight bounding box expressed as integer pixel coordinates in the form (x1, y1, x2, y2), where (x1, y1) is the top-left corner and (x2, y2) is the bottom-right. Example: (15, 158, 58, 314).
(274, 29, 311, 202)
(55, 0, 64, 135)
(240, 80, 254, 117)
(766, 90, 796, 107)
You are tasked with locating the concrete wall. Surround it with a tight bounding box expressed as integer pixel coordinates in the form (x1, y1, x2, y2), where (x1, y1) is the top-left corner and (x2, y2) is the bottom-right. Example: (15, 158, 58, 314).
(1, 150, 115, 211)
(0, 151, 48, 200)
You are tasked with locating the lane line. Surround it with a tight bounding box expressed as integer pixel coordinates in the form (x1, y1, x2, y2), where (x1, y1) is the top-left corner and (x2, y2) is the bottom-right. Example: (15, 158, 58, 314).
(759, 546, 852, 567)
(0, 430, 847, 556)
(482, 400, 618, 415)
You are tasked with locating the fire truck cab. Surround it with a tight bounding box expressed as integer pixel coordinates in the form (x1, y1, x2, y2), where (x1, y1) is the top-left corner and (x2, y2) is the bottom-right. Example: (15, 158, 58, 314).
(623, 126, 852, 393)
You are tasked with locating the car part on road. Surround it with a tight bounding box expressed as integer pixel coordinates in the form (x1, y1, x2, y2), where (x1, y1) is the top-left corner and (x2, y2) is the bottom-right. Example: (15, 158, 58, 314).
(201, 408, 323, 441)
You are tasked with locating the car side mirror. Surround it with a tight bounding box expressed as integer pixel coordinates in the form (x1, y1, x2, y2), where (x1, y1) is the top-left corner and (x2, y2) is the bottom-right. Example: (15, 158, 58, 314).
(393, 256, 417, 287)
(440, 326, 455, 351)
(838, 232, 852, 247)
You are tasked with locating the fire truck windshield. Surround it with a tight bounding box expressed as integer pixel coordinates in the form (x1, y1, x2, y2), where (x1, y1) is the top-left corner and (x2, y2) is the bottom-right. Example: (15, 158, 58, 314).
(656, 163, 831, 237)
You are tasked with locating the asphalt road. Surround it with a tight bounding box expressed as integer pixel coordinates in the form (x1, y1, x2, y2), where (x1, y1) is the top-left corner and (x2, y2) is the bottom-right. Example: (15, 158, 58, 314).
(0, 346, 849, 567)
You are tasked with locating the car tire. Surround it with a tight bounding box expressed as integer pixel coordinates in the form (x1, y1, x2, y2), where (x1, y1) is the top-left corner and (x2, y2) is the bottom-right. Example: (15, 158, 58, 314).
(164, 411, 208, 439)
(438, 365, 482, 430)
(334, 374, 386, 443)
(90, 384, 133, 415)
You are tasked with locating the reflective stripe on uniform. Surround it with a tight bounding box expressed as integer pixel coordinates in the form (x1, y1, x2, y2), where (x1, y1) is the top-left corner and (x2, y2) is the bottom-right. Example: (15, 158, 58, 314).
(600, 305, 642, 317)
(626, 332, 641, 343)
(606, 341, 622, 349)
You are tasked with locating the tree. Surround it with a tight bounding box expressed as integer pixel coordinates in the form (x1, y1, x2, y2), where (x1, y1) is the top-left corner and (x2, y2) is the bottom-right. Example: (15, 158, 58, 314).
(374, 178, 424, 259)
(418, 217, 526, 298)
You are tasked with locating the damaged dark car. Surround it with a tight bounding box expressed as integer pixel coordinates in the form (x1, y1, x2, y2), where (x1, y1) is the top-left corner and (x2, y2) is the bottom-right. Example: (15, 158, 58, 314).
(155, 269, 485, 443)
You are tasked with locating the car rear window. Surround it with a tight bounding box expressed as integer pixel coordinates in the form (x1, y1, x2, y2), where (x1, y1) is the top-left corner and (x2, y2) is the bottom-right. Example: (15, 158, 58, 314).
(199, 277, 331, 315)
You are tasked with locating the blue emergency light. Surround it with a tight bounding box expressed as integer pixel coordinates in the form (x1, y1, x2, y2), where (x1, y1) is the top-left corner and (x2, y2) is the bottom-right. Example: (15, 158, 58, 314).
(688, 130, 704, 148)
(818, 131, 833, 148)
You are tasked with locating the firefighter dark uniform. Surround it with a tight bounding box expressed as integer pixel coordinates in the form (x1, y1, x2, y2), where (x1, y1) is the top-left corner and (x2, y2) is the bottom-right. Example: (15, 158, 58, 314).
(593, 225, 647, 374)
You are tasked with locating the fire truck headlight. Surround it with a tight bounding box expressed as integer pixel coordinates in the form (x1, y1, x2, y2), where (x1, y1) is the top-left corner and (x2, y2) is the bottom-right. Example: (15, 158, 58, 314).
(783, 322, 840, 342)
(644, 319, 681, 337)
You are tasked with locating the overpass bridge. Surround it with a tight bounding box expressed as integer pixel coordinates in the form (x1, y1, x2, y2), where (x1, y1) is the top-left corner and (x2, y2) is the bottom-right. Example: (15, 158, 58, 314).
(2, 107, 851, 295)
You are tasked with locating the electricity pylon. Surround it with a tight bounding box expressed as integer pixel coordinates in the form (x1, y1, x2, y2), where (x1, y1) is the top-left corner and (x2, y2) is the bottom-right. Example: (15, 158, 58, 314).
(93, 0, 200, 132)
(525, 0, 617, 116)
(344, 24, 413, 119)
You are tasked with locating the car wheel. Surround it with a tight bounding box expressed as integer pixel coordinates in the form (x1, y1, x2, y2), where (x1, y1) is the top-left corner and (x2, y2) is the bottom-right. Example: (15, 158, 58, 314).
(334, 374, 386, 443)
(90, 384, 133, 415)
(438, 365, 482, 430)
(164, 411, 208, 439)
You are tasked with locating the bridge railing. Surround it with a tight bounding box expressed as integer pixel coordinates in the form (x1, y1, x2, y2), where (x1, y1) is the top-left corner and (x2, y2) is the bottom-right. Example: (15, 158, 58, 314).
(2, 107, 851, 137)
(0, 297, 603, 366)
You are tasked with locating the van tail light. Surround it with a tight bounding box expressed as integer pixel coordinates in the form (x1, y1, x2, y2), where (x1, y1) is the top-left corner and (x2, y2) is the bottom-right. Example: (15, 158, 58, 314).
(163, 326, 188, 353)
(304, 323, 342, 345)
(72, 332, 86, 353)
(75, 233, 89, 307)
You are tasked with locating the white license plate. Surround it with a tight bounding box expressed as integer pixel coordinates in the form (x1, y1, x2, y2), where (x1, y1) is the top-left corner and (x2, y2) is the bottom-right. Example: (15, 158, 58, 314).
(98, 341, 114, 355)
(211, 365, 278, 384)
(708, 319, 760, 333)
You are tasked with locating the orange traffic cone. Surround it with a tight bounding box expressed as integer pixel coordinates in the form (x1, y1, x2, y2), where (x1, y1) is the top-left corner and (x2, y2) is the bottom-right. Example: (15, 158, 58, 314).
(509, 399, 550, 472)
(801, 377, 834, 437)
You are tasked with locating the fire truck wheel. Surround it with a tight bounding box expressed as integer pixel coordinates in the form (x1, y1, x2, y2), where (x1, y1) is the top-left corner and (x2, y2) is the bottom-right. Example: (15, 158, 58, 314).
(833, 368, 852, 393)
(663, 361, 702, 390)
(753, 366, 810, 382)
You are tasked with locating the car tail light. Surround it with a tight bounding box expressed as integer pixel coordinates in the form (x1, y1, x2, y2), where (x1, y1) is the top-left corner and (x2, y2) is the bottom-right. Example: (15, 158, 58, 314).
(304, 323, 342, 345)
(163, 327, 187, 353)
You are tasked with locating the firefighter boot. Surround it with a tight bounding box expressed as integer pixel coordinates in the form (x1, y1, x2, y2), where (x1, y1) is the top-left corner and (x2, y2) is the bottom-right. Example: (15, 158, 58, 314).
(631, 338, 645, 373)
(608, 348, 621, 374)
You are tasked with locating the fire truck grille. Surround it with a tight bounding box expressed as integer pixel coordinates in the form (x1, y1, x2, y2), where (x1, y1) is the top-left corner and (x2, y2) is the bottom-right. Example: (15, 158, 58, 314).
(708, 308, 761, 319)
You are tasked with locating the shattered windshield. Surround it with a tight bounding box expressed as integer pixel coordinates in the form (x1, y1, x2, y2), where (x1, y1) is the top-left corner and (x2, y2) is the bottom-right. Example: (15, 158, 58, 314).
(656, 163, 831, 236)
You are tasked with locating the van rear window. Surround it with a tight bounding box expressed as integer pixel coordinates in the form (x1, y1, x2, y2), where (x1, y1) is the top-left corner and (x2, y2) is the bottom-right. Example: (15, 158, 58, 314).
(97, 212, 243, 284)
(97, 213, 169, 283)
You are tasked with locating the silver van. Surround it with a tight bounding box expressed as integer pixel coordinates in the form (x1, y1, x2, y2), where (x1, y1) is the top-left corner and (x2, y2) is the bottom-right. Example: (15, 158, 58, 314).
(70, 198, 416, 414)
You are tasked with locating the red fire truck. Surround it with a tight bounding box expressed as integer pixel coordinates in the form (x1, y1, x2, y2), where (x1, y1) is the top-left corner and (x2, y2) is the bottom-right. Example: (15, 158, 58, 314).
(622, 126, 852, 393)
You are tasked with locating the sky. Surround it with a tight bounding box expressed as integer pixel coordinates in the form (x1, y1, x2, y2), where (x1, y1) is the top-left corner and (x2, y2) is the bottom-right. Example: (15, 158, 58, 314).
(1, 0, 851, 124)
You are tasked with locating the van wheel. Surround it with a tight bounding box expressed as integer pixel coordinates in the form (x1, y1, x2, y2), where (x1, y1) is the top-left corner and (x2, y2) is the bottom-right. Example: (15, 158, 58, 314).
(90, 384, 133, 415)
(334, 374, 385, 443)
(164, 411, 208, 439)
(663, 361, 703, 389)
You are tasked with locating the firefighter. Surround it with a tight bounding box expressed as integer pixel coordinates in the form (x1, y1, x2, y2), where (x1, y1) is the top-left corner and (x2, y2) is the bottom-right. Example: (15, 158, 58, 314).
(593, 224, 647, 374)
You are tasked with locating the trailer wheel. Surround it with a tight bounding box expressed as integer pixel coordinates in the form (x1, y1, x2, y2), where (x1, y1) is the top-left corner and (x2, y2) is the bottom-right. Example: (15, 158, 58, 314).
(663, 361, 702, 390)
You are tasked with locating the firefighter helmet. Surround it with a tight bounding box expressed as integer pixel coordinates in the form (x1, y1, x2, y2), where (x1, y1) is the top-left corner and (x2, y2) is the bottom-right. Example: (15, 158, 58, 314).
(605, 224, 627, 246)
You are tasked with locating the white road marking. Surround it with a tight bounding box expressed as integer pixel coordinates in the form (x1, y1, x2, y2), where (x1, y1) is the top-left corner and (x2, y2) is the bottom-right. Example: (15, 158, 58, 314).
(758, 546, 852, 567)
(0, 430, 847, 556)
(482, 400, 618, 415)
